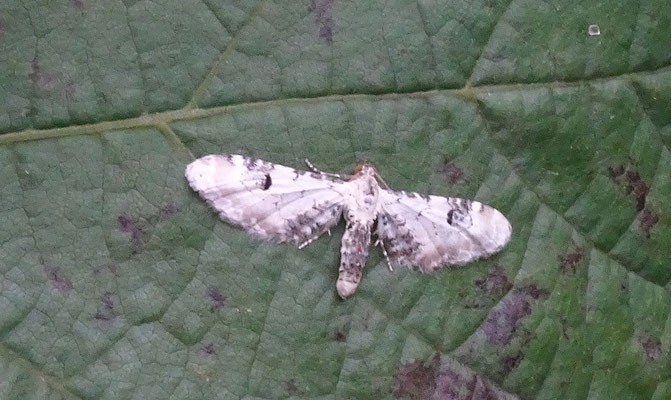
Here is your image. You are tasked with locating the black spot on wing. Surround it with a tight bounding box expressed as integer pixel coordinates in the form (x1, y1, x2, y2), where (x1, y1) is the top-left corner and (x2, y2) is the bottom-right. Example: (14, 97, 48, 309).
(262, 173, 272, 190)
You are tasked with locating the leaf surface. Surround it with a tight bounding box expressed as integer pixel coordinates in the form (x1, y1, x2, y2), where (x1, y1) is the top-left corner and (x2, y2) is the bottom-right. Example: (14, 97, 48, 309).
(1, 1, 670, 399)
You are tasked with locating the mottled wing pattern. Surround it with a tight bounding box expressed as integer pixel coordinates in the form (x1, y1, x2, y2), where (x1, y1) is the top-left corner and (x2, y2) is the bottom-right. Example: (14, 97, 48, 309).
(376, 190, 511, 272)
(185, 154, 346, 246)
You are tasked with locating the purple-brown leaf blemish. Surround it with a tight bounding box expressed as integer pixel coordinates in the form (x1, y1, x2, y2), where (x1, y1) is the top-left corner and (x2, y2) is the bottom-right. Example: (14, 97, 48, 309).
(501, 353, 522, 373)
(475, 265, 512, 295)
(29, 59, 62, 89)
(285, 379, 300, 396)
(625, 170, 649, 212)
(559, 246, 584, 274)
(608, 164, 650, 212)
(207, 287, 226, 311)
(159, 202, 178, 220)
(436, 161, 465, 185)
(93, 262, 117, 275)
(64, 81, 78, 100)
(47, 266, 73, 294)
(0, 16, 5, 41)
(200, 342, 216, 355)
(394, 355, 440, 399)
(482, 285, 549, 345)
(334, 330, 347, 342)
(117, 214, 146, 245)
(395, 355, 505, 400)
(639, 335, 662, 362)
(607, 164, 625, 179)
(72, 0, 84, 10)
(433, 368, 476, 400)
(640, 208, 659, 238)
(309, 0, 336, 44)
(94, 291, 116, 321)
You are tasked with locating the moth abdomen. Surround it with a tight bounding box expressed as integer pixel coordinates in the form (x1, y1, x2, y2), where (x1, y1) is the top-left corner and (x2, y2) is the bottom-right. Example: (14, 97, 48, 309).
(337, 222, 372, 298)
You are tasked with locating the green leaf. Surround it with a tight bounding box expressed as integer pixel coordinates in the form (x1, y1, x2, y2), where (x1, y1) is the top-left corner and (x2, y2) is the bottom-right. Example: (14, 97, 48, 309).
(1, 0, 670, 399)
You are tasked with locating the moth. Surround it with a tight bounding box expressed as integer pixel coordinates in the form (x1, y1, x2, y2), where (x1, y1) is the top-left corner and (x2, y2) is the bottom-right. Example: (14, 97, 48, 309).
(185, 154, 512, 299)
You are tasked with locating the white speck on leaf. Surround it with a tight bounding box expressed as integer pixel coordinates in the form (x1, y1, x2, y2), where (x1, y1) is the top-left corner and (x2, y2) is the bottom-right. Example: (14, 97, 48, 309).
(588, 25, 600, 36)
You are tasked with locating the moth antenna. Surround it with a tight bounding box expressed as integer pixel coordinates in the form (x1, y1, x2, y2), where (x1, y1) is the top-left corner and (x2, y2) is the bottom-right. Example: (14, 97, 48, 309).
(374, 169, 390, 190)
(304, 159, 351, 180)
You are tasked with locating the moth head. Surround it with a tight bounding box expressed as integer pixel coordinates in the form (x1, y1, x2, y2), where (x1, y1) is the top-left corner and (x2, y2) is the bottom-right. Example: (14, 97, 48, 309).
(353, 161, 375, 176)
(353, 162, 389, 188)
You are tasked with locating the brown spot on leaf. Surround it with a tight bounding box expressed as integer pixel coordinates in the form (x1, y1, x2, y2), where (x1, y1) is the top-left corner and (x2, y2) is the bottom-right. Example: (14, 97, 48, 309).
(501, 353, 522, 374)
(159, 202, 178, 220)
(625, 171, 649, 212)
(117, 215, 147, 245)
(607, 164, 625, 179)
(639, 335, 662, 362)
(396, 355, 505, 400)
(482, 285, 548, 345)
(309, 0, 336, 44)
(475, 265, 512, 295)
(639, 208, 659, 238)
(433, 368, 477, 400)
(334, 330, 346, 342)
(72, 0, 85, 10)
(200, 342, 216, 355)
(93, 262, 117, 275)
(47, 266, 73, 294)
(116, 203, 177, 247)
(29, 59, 62, 89)
(559, 246, 584, 274)
(608, 164, 650, 212)
(394, 355, 440, 399)
(208, 287, 226, 311)
(94, 291, 116, 321)
(436, 161, 465, 185)
(285, 379, 301, 396)
(64, 81, 78, 100)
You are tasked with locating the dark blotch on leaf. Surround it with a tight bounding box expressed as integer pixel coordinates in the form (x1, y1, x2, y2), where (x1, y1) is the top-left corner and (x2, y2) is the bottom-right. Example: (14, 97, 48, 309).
(94, 291, 116, 321)
(117, 215, 146, 245)
(475, 265, 512, 295)
(608, 164, 649, 212)
(208, 287, 226, 311)
(159, 202, 178, 220)
(94, 261, 118, 275)
(559, 246, 584, 274)
(482, 285, 548, 345)
(29, 58, 61, 89)
(64, 80, 77, 99)
(625, 171, 649, 212)
(47, 266, 73, 294)
(285, 379, 300, 396)
(334, 330, 347, 342)
(607, 164, 625, 179)
(639, 336, 662, 361)
(394, 355, 440, 399)
(396, 355, 503, 400)
(436, 161, 465, 185)
(72, 0, 84, 10)
(200, 343, 216, 355)
(501, 353, 522, 373)
(309, 0, 336, 44)
(640, 208, 659, 238)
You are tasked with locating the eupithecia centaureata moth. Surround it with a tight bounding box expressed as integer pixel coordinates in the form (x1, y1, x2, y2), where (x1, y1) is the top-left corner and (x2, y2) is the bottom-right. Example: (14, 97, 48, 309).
(186, 155, 511, 299)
